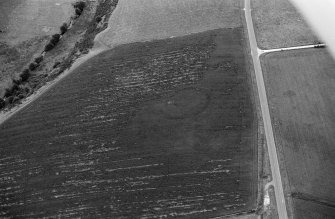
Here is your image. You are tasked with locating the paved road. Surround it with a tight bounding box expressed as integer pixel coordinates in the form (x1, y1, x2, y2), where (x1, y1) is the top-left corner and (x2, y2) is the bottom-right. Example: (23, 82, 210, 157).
(244, 0, 289, 218)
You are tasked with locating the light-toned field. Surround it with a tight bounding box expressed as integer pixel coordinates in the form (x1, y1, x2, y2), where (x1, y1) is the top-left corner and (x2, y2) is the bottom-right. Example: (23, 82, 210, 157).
(262, 49, 335, 218)
(97, 0, 243, 48)
(0, 0, 76, 96)
(0, 0, 76, 45)
(251, 0, 318, 49)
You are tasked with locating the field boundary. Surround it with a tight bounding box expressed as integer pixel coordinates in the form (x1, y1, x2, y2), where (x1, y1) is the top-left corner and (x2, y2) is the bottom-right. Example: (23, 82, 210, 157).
(244, 0, 289, 218)
(292, 193, 335, 209)
(240, 0, 263, 214)
(260, 51, 297, 218)
(0, 0, 121, 126)
(0, 47, 105, 126)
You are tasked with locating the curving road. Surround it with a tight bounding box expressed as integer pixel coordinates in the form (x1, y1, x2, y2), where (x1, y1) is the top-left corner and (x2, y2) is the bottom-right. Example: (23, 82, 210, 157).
(244, 0, 289, 218)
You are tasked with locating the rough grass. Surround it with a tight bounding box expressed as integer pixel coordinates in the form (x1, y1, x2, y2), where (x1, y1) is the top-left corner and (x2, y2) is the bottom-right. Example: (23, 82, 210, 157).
(251, 0, 318, 49)
(0, 0, 77, 98)
(74, 0, 118, 53)
(0, 0, 76, 45)
(43, 0, 118, 82)
(0, 28, 257, 218)
(0, 0, 118, 109)
(261, 49, 335, 218)
(0, 36, 48, 97)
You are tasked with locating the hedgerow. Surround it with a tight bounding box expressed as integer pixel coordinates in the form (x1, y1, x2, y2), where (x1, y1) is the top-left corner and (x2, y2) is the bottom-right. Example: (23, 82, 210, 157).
(29, 62, 38, 71)
(0, 98, 5, 109)
(74, 1, 86, 11)
(50, 34, 61, 45)
(60, 23, 68, 35)
(44, 43, 55, 52)
(20, 69, 30, 82)
(34, 56, 43, 64)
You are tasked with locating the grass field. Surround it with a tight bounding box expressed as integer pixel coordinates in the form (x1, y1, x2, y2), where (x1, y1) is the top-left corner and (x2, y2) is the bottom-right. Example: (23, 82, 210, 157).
(0, 0, 77, 97)
(251, 0, 318, 49)
(294, 198, 335, 219)
(98, 0, 243, 48)
(261, 49, 335, 218)
(0, 28, 257, 218)
(0, 0, 76, 45)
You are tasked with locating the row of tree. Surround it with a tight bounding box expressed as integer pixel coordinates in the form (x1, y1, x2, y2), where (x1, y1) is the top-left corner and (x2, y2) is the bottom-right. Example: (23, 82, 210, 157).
(0, 1, 86, 110)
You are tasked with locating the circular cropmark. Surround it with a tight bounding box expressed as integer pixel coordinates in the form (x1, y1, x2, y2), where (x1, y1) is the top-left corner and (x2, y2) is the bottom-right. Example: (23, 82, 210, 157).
(155, 88, 210, 119)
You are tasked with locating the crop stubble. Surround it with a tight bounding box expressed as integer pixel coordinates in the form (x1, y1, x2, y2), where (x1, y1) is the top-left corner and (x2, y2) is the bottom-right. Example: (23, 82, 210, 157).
(0, 0, 76, 45)
(0, 29, 257, 218)
(251, 0, 318, 49)
(98, 0, 242, 48)
(261, 49, 335, 218)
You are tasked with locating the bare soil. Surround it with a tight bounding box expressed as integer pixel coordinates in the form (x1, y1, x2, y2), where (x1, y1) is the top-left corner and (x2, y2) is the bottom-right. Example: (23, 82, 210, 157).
(0, 28, 257, 218)
(261, 48, 335, 218)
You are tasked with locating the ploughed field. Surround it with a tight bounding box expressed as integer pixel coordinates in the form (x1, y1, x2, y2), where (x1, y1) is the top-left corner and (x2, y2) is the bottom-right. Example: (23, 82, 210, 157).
(261, 49, 335, 218)
(0, 29, 257, 218)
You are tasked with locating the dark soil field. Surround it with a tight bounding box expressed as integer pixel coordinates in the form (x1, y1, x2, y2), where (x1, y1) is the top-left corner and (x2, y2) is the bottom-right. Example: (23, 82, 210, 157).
(0, 28, 257, 218)
(294, 198, 335, 219)
(261, 49, 335, 218)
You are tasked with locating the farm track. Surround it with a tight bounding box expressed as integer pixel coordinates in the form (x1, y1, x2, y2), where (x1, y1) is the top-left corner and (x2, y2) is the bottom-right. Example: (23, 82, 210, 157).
(258, 44, 326, 55)
(0, 29, 257, 218)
